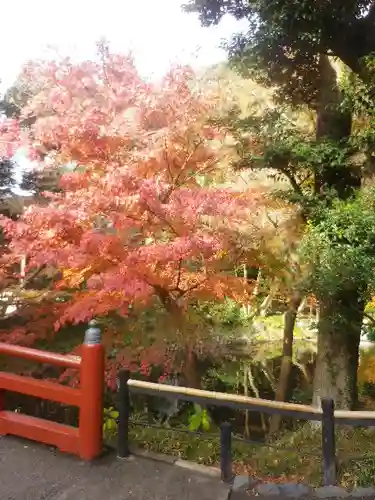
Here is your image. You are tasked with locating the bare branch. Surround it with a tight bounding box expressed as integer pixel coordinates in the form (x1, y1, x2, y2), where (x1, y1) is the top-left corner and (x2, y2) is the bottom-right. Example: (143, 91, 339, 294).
(175, 258, 183, 290)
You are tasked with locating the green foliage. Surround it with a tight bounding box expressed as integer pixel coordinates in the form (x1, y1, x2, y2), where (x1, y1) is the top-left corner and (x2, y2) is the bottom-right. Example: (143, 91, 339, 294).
(103, 406, 119, 439)
(221, 93, 360, 214)
(188, 404, 211, 432)
(300, 188, 375, 298)
(204, 362, 241, 390)
(339, 60, 375, 166)
(340, 68, 375, 118)
(364, 323, 375, 343)
(185, 1, 375, 102)
(217, 64, 375, 307)
(0, 158, 18, 203)
(195, 298, 250, 328)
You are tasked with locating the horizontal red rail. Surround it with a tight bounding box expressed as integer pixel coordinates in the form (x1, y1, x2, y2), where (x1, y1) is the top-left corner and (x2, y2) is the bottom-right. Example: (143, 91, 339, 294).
(0, 411, 80, 455)
(0, 372, 81, 406)
(0, 342, 81, 369)
(0, 323, 104, 461)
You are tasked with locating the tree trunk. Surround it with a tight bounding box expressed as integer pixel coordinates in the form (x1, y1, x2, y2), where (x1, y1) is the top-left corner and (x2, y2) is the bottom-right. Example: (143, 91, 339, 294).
(269, 293, 302, 434)
(312, 55, 363, 410)
(298, 296, 307, 314)
(315, 56, 359, 197)
(182, 348, 201, 389)
(313, 289, 364, 409)
(155, 286, 202, 389)
(260, 279, 278, 316)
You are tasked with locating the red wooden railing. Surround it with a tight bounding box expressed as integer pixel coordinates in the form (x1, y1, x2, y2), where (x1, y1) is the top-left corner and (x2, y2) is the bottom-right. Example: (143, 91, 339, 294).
(0, 322, 105, 460)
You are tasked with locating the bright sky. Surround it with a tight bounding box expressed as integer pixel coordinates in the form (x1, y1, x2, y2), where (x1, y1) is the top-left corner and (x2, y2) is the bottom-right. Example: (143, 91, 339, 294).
(1, 0, 248, 194)
(0, 0, 248, 92)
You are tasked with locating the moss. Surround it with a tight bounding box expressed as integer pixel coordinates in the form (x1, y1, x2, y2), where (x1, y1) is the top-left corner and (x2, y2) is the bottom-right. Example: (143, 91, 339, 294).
(128, 423, 250, 465)
(248, 425, 375, 488)
(128, 423, 375, 488)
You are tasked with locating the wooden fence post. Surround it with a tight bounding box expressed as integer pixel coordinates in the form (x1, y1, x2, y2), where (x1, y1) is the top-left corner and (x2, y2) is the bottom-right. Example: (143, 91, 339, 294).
(321, 398, 337, 486)
(220, 422, 233, 483)
(117, 369, 130, 459)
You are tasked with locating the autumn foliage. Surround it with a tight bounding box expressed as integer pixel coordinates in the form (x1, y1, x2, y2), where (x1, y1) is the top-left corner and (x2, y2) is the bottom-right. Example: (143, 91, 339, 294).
(0, 46, 264, 381)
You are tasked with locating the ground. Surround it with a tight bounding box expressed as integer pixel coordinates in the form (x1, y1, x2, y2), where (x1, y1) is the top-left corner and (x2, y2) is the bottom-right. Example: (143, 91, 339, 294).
(0, 436, 229, 500)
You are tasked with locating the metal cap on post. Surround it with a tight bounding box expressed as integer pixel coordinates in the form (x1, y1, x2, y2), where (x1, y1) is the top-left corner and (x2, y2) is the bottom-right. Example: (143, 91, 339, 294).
(84, 320, 101, 345)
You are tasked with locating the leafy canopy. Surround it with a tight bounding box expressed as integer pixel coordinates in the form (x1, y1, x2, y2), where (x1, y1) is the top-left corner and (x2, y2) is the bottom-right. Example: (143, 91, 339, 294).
(0, 46, 265, 330)
(185, 1, 375, 102)
(300, 187, 375, 300)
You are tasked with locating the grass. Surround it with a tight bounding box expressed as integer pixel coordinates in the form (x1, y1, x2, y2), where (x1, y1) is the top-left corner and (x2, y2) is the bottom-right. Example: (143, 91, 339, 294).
(126, 422, 375, 488)
(241, 425, 375, 488)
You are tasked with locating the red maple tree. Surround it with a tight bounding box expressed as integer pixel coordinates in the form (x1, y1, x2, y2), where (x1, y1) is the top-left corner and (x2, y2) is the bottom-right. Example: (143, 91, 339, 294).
(0, 46, 264, 385)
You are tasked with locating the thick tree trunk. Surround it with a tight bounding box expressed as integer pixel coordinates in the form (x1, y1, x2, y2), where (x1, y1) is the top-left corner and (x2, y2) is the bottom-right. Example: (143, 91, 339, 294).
(312, 55, 363, 410)
(269, 293, 301, 434)
(315, 55, 358, 197)
(313, 290, 364, 409)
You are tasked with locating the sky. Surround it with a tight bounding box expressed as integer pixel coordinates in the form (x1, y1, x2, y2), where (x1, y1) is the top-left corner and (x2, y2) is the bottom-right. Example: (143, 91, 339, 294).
(0, 0, 248, 92)
(0, 0, 248, 194)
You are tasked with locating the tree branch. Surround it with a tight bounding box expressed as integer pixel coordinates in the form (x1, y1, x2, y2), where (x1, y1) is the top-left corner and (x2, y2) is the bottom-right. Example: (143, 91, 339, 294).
(324, 9, 375, 77)
(363, 311, 375, 328)
(20, 264, 48, 289)
(278, 166, 303, 198)
(175, 259, 183, 290)
(144, 202, 179, 236)
(265, 211, 278, 229)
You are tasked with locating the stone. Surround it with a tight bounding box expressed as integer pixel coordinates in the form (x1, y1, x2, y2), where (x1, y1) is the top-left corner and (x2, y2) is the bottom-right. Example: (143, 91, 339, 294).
(132, 448, 177, 464)
(248, 476, 261, 489)
(314, 486, 350, 498)
(232, 475, 250, 492)
(256, 483, 281, 496)
(174, 459, 221, 477)
(351, 486, 375, 498)
(279, 483, 313, 498)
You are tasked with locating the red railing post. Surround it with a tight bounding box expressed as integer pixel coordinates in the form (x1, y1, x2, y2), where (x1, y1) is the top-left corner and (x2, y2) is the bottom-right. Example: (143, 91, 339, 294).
(78, 320, 105, 460)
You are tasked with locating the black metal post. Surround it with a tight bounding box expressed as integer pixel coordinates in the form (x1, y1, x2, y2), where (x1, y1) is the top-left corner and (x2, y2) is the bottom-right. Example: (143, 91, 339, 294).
(321, 398, 336, 486)
(117, 369, 131, 459)
(220, 422, 233, 483)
